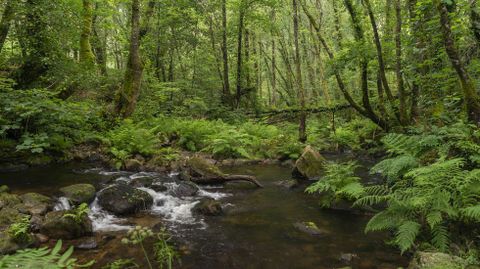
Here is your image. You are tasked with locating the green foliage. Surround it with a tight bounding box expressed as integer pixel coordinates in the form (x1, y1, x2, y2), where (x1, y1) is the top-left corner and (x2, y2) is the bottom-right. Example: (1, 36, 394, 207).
(0, 240, 95, 268)
(101, 259, 139, 269)
(121, 226, 179, 269)
(63, 203, 89, 224)
(153, 229, 179, 269)
(7, 216, 31, 243)
(107, 120, 161, 166)
(0, 80, 105, 155)
(305, 161, 364, 208)
(147, 117, 301, 160)
(359, 123, 480, 253)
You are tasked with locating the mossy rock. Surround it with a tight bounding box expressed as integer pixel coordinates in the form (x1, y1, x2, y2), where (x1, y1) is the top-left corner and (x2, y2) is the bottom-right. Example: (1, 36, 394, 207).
(0, 207, 27, 228)
(25, 155, 52, 166)
(292, 146, 326, 180)
(0, 231, 34, 255)
(293, 221, 328, 236)
(20, 193, 53, 215)
(97, 184, 153, 215)
(186, 157, 226, 178)
(59, 184, 96, 205)
(408, 251, 466, 269)
(40, 210, 92, 239)
(0, 192, 21, 210)
(0, 185, 10, 194)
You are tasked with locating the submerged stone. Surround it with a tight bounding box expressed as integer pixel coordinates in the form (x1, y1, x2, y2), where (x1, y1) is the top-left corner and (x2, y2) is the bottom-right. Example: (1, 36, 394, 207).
(293, 221, 328, 236)
(193, 198, 223, 216)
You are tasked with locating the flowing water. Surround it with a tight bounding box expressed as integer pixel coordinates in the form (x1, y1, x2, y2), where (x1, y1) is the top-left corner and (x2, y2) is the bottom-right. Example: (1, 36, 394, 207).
(0, 161, 409, 268)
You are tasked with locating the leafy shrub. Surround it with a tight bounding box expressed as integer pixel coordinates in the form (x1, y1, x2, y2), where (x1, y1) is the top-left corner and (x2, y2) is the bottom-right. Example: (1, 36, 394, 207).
(306, 161, 364, 208)
(0, 79, 105, 155)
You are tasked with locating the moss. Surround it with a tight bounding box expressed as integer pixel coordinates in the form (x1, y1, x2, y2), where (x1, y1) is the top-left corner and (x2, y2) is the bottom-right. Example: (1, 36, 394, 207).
(187, 157, 225, 178)
(60, 184, 95, 205)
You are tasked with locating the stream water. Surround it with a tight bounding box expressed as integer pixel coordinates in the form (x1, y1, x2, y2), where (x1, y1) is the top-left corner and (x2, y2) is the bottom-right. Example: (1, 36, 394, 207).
(0, 161, 409, 269)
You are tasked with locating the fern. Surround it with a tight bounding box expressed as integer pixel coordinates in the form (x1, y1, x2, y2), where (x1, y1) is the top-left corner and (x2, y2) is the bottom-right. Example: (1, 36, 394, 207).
(306, 161, 365, 207)
(0, 240, 95, 268)
(363, 124, 480, 254)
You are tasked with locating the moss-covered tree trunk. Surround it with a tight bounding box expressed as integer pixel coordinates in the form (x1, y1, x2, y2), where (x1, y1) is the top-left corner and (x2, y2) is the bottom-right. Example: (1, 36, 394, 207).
(80, 0, 95, 66)
(0, 0, 14, 54)
(116, 0, 155, 118)
(437, 1, 480, 124)
(116, 0, 142, 118)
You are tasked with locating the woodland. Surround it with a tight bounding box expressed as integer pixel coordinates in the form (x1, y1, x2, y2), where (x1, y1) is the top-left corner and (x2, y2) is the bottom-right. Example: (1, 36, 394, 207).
(1, 0, 480, 268)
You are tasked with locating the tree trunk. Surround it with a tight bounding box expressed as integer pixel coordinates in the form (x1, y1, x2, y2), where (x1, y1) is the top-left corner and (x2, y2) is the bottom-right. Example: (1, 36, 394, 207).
(115, 0, 155, 117)
(293, 0, 307, 143)
(0, 0, 14, 54)
(408, 0, 421, 122)
(92, 2, 107, 75)
(395, 0, 407, 124)
(470, 0, 480, 46)
(300, 0, 389, 130)
(221, 0, 232, 106)
(235, 8, 245, 108)
(363, 0, 395, 102)
(80, 0, 95, 65)
(437, 1, 480, 124)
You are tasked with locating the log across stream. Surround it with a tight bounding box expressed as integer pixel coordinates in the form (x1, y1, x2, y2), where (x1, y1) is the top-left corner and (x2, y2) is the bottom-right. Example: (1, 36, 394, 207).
(0, 161, 409, 268)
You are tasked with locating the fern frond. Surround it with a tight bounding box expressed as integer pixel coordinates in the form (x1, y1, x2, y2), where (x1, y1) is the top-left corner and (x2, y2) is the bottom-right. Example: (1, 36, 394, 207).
(431, 224, 449, 252)
(371, 155, 419, 182)
(394, 221, 421, 253)
(365, 211, 398, 232)
(426, 211, 443, 229)
(461, 205, 480, 221)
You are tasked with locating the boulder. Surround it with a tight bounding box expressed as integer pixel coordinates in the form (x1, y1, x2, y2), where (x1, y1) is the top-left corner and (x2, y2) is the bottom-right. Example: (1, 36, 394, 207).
(0, 192, 21, 210)
(0, 231, 34, 255)
(123, 159, 143, 172)
(292, 146, 326, 180)
(150, 183, 168, 192)
(20, 193, 53, 215)
(129, 177, 154, 188)
(171, 182, 199, 197)
(59, 184, 96, 205)
(193, 198, 223, 216)
(40, 210, 92, 239)
(97, 184, 153, 215)
(408, 251, 465, 269)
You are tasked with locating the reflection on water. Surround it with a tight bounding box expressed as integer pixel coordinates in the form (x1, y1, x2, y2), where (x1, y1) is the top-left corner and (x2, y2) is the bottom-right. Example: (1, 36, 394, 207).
(0, 162, 408, 269)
